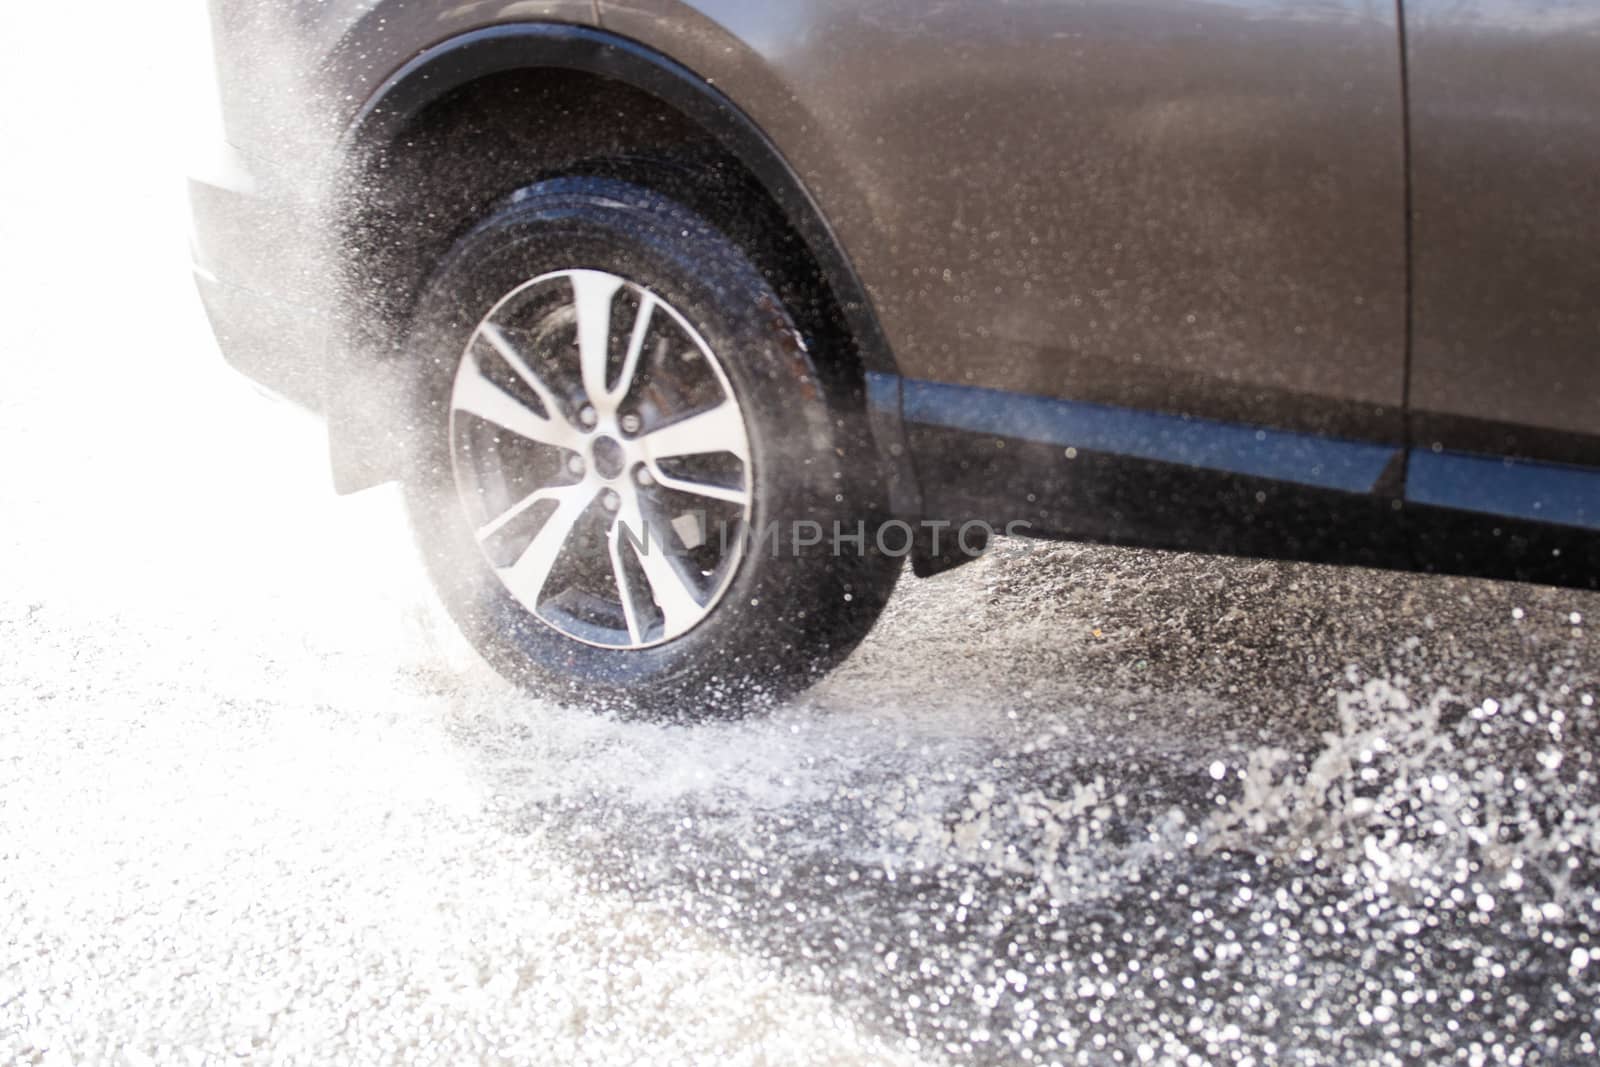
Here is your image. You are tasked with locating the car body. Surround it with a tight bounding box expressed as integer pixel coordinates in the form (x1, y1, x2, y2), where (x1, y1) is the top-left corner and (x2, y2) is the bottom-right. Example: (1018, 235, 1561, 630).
(191, 0, 1600, 706)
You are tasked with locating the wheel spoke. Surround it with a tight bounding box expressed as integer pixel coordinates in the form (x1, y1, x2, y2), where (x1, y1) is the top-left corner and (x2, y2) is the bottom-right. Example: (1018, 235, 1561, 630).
(570, 270, 624, 415)
(611, 291, 656, 409)
(647, 466, 750, 506)
(616, 492, 705, 637)
(640, 400, 749, 464)
(476, 485, 565, 543)
(454, 348, 583, 452)
(478, 324, 584, 449)
(496, 483, 597, 611)
(606, 519, 647, 645)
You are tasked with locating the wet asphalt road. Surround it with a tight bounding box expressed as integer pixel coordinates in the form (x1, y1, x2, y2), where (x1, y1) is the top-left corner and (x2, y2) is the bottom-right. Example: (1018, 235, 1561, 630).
(3, 7, 1599, 1065)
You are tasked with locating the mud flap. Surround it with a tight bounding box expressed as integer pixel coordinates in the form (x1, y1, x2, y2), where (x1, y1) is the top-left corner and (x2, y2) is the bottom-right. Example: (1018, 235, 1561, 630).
(326, 357, 410, 495)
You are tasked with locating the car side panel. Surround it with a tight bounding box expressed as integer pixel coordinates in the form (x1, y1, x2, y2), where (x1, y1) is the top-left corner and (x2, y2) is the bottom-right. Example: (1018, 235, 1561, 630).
(599, 0, 1408, 441)
(1404, 0, 1600, 468)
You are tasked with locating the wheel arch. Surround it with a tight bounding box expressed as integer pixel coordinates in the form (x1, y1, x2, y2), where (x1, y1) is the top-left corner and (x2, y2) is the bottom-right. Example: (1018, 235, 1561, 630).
(326, 22, 917, 512)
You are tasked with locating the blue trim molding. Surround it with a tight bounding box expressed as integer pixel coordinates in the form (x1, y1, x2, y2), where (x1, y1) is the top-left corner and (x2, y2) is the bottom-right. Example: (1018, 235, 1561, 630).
(1406, 449, 1600, 531)
(901, 380, 1399, 494)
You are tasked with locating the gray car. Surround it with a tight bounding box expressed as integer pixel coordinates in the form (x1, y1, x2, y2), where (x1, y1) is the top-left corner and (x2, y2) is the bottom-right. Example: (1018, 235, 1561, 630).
(190, 1, 1600, 714)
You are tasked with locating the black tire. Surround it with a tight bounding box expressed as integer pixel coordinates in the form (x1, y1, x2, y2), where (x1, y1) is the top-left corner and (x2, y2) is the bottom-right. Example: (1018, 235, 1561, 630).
(400, 177, 900, 718)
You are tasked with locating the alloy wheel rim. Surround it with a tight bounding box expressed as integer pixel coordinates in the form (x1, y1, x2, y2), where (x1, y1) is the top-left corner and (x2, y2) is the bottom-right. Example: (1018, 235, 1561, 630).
(448, 269, 753, 650)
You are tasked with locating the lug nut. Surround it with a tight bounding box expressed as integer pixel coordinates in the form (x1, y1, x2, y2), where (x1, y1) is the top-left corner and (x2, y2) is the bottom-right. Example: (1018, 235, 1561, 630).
(578, 406, 598, 429)
(566, 455, 585, 477)
(602, 489, 621, 512)
(635, 466, 655, 488)
(620, 413, 642, 435)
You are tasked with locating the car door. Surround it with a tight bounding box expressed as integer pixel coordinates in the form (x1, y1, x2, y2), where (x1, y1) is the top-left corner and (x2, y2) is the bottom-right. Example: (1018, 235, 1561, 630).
(603, 0, 1411, 536)
(1402, 0, 1600, 549)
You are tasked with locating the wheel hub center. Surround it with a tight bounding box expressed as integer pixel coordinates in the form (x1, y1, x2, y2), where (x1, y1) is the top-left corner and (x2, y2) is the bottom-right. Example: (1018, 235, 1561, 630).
(590, 434, 627, 481)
